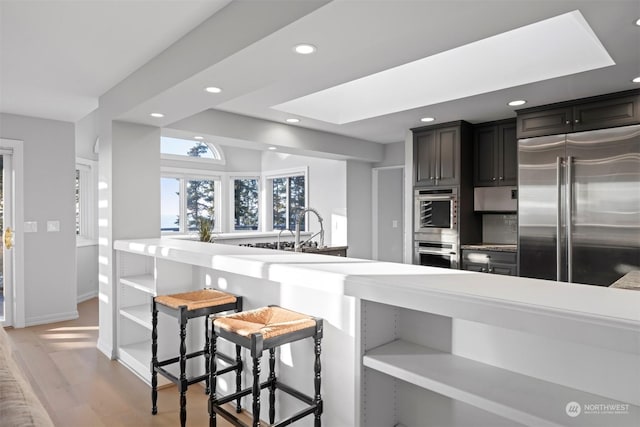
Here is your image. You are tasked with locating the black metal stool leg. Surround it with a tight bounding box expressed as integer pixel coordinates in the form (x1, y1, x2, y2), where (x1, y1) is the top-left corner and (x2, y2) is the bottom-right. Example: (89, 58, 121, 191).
(235, 344, 242, 413)
(252, 356, 261, 427)
(209, 331, 218, 427)
(151, 299, 158, 415)
(269, 348, 276, 424)
(204, 315, 210, 394)
(179, 308, 188, 427)
(314, 332, 323, 427)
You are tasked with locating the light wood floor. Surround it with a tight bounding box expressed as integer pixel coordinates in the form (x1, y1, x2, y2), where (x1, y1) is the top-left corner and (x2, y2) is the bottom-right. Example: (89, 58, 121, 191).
(4, 298, 254, 427)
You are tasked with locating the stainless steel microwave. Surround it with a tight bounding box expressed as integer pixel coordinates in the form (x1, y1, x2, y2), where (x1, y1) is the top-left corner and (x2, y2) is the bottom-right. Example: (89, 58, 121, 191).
(414, 187, 458, 235)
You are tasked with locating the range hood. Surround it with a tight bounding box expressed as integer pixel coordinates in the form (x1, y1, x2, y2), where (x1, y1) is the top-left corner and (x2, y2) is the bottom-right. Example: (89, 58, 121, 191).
(474, 187, 517, 212)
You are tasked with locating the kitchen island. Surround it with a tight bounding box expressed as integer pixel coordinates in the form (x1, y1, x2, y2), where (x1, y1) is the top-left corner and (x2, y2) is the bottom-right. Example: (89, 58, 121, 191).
(113, 238, 640, 427)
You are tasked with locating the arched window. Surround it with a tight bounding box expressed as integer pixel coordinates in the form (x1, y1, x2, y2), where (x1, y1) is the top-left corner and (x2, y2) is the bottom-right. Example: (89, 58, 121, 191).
(160, 137, 225, 234)
(160, 136, 224, 163)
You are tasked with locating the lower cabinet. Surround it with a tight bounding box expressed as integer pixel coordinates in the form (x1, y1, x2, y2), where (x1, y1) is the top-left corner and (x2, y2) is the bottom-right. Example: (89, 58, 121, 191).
(461, 249, 517, 276)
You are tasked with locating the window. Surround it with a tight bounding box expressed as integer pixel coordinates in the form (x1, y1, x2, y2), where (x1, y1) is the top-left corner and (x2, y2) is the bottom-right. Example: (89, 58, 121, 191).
(233, 178, 259, 230)
(266, 170, 307, 231)
(161, 137, 224, 163)
(161, 175, 220, 233)
(76, 158, 97, 244)
(160, 136, 224, 234)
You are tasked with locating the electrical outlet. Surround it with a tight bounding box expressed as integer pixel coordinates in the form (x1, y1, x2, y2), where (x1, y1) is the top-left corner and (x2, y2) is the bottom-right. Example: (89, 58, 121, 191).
(47, 220, 60, 232)
(24, 221, 38, 233)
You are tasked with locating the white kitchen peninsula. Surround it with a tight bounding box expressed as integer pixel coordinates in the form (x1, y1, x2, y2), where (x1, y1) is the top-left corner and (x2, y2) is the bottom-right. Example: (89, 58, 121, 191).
(112, 238, 640, 427)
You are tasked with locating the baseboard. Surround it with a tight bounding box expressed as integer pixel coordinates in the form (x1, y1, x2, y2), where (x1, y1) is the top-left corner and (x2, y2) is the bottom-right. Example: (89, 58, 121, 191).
(77, 290, 98, 303)
(24, 310, 79, 327)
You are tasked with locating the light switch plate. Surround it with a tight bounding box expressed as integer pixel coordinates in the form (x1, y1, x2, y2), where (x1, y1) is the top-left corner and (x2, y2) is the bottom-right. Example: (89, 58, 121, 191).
(24, 221, 38, 233)
(47, 220, 60, 232)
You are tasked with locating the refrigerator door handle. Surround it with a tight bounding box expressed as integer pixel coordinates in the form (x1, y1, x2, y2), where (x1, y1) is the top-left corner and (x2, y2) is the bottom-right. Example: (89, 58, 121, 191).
(567, 156, 574, 283)
(556, 156, 563, 281)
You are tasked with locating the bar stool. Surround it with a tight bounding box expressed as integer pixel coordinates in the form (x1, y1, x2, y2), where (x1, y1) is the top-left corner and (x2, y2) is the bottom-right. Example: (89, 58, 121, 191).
(208, 305, 323, 427)
(152, 288, 243, 427)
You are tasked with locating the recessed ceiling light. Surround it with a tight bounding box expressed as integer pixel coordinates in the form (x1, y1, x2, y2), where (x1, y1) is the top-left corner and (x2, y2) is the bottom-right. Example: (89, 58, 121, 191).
(194, 136, 204, 140)
(293, 44, 316, 55)
(635, 18, 640, 26)
(205, 86, 222, 93)
(285, 118, 300, 123)
(420, 117, 435, 122)
(508, 99, 527, 106)
(150, 113, 164, 118)
(268, 146, 277, 150)
(633, 76, 640, 83)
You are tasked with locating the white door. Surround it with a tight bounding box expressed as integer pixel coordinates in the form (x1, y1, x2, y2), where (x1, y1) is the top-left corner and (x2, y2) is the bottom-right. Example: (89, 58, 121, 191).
(373, 167, 404, 262)
(0, 138, 23, 327)
(0, 148, 14, 325)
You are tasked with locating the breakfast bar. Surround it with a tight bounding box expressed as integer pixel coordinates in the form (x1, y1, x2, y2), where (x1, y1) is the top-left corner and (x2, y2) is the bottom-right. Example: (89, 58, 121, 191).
(113, 238, 640, 427)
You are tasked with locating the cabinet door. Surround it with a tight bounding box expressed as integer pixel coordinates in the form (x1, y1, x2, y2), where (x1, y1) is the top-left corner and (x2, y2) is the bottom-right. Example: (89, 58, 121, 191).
(436, 126, 459, 186)
(462, 262, 488, 273)
(473, 125, 497, 186)
(489, 262, 517, 276)
(516, 107, 572, 138)
(415, 131, 436, 185)
(573, 95, 640, 132)
(498, 122, 518, 186)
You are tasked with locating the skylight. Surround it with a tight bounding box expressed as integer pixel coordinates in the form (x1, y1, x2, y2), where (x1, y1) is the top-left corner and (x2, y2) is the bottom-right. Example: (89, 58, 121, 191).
(271, 10, 614, 124)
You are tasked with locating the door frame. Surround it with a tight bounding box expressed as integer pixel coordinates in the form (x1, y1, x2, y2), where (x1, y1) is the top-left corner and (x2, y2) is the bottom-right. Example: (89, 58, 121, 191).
(0, 138, 24, 327)
(371, 165, 405, 261)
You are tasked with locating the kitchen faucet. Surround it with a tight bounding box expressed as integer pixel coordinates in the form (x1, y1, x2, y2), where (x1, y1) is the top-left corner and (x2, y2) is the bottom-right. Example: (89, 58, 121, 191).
(294, 207, 324, 251)
(277, 228, 295, 250)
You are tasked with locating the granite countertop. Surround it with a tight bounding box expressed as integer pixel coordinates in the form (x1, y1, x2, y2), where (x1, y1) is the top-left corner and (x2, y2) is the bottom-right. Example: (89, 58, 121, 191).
(460, 244, 518, 253)
(610, 270, 640, 290)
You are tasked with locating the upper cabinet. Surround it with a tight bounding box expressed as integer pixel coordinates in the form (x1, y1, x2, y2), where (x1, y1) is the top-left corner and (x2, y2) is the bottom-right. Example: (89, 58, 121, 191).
(473, 119, 517, 187)
(516, 89, 640, 139)
(413, 121, 473, 187)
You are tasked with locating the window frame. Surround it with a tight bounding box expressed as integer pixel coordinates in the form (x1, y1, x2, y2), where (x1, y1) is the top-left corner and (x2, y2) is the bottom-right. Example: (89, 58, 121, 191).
(76, 157, 97, 246)
(161, 166, 222, 235)
(262, 167, 309, 232)
(229, 173, 261, 232)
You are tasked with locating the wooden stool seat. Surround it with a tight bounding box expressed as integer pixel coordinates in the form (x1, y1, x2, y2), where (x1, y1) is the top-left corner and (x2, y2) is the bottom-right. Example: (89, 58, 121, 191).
(155, 289, 237, 311)
(213, 306, 316, 340)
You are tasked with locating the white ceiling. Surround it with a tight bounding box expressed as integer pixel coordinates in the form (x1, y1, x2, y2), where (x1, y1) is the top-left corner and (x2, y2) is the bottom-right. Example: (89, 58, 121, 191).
(1, 0, 639, 144)
(0, 0, 231, 122)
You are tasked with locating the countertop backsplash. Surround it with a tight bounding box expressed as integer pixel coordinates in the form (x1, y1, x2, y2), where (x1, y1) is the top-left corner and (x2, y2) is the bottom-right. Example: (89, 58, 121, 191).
(482, 214, 517, 244)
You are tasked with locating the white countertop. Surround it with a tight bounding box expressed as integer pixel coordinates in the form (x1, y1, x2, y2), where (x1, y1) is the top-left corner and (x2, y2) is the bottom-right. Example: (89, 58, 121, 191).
(115, 238, 640, 328)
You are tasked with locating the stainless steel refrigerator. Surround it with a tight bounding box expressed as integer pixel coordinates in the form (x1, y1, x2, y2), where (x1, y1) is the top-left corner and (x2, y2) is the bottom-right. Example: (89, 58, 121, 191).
(518, 124, 640, 286)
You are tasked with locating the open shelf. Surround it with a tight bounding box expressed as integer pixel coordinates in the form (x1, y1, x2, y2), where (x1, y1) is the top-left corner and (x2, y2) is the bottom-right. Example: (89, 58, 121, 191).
(364, 339, 639, 427)
(120, 274, 155, 294)
(120, 304, 152, 329)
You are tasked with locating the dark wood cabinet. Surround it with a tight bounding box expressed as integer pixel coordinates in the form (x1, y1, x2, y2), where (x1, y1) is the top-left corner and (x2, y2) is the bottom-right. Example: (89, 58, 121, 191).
(517, 90, 640, 138)
(473, 119, 517, 187)
(413, 121, 472, 187)
(461, 249, 517, 276)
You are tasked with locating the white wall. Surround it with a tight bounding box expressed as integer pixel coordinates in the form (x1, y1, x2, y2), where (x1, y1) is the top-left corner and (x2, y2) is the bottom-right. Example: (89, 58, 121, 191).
(0, 113, 78, 325)
(75, 109, 99, 161)
(97, 120, 160, 356)
(346, 160, 373, 259)
(374, 141, 404, 168)
(261, 151, 347, 246)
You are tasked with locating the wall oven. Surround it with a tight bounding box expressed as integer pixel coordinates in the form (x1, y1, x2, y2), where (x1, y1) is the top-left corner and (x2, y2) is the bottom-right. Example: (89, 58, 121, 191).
(414, 187, 458, 236)
(414, 187, 460, 268)
(414, 240, 458, 269)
